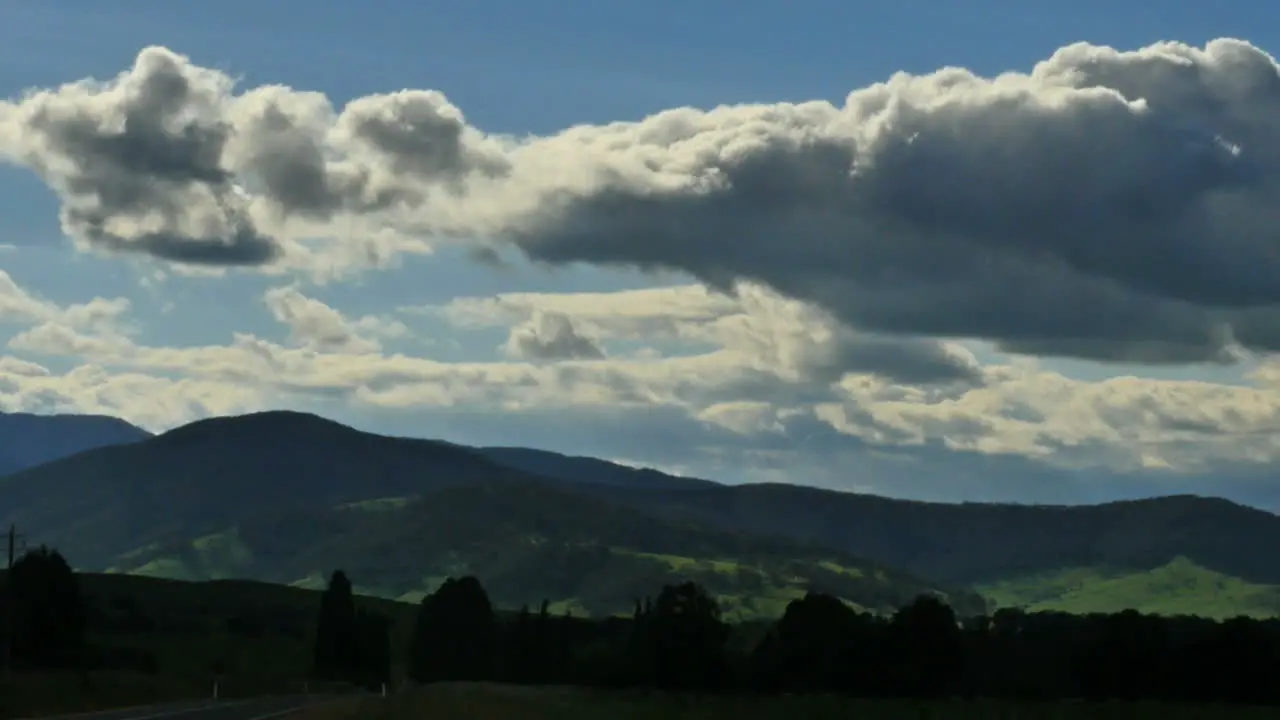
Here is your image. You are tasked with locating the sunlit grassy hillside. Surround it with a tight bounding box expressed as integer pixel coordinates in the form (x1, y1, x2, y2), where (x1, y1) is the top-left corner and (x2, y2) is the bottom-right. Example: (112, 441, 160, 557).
(980, 557, 1280, 619)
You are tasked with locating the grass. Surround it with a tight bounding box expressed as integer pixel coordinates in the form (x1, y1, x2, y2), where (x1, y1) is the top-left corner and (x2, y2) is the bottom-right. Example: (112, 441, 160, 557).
(289, 683, 1280, 720)
(978, 557, 1280, 619)
(0, 672, 217, 718)
(190, 528, 255, 578)
(624, 551, 747, 576)
(107, 542, 906, 623)
(615, 550, 873, 621)
(113, 529, 256, 582)
(342, 497, 415, 511)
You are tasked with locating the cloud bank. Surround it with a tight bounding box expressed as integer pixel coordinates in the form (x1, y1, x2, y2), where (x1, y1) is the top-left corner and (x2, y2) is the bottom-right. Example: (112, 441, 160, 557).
(3, 263, 1280, 506)
(4, 39, 1280, 369)
(6, 38, 1280, 507)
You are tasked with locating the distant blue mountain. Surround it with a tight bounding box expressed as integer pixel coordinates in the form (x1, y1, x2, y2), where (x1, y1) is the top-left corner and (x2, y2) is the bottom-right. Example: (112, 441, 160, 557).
(0, 410, 151, 476)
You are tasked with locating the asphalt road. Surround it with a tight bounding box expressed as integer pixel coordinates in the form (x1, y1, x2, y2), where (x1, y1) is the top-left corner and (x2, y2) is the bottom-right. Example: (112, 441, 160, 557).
(24, 695, 333, 720)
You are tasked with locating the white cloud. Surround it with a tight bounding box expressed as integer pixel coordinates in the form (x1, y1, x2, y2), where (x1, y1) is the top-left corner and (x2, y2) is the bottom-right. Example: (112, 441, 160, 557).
(0, 273, 1276, 487)
(438, 282, 982, 386)
(0, 269, 134, 359)
(504, 311, 605, 361)
(0, 358, 264, 430)
(263, 286, 407, 353)
(0, 270, 51, 322)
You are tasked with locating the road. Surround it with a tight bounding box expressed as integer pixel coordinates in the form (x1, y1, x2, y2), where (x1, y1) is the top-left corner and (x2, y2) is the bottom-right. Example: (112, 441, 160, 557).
(23, 695, 334, 720)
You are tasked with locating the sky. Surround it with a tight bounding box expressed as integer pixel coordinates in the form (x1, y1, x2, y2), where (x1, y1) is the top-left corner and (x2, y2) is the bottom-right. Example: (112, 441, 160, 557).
(2, 0, 1280, 508)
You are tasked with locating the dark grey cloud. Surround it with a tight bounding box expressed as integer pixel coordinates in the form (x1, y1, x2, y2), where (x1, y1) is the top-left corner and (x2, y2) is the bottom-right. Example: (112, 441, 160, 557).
(799, 329, 982, 386)
(230, 88, 508, 221)
(493, 39, 1280, 365)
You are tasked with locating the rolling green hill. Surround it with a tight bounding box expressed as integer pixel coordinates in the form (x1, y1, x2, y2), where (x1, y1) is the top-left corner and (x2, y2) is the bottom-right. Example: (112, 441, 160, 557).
(0, 410, 983, 620)
(579, 483, 1280, 614)
(7, 408, 1280, 620)
(98, 479, 986, 620)
(0, 411, 559, 571)
(979, 557, 1280, 619)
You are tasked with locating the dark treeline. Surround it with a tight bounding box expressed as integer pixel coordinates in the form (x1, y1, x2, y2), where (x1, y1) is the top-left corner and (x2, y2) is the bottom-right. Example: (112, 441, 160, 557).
(315, 569, 1280, 706)
(311, 570, 391, 690)
(6, 546, 1280, 707)
(0, 546, 87, 674)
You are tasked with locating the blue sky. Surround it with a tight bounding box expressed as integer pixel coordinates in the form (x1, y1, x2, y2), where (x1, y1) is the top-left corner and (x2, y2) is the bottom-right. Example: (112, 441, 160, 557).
(2, 0, 1280, 507)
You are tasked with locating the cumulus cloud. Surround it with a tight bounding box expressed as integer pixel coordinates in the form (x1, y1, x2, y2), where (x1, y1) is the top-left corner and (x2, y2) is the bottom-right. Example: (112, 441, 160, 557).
(263, 286, 406, 353)
(0, 269, 133, 357)
(8, 40, 1280, 363)
(0, 355, 265, 429)
(504, 311, 605, 361)
(0, 271, 51, 322)
(5, 265, 1280, 496)
(440, 282, 982, 386)
(0, 50, 275, 265)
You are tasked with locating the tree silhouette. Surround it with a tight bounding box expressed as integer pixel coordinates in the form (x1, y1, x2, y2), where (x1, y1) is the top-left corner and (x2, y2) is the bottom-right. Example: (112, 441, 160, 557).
(750, 591, 866, 694)
(8, 545, 85, 671)
(312, 570, 361, 684)
(632, 581, 730, 691)
(407, 576, 496, 683)
(355, 609, 391, 690)
(888, 594, 965, 697)
(506, 604, 537, 683)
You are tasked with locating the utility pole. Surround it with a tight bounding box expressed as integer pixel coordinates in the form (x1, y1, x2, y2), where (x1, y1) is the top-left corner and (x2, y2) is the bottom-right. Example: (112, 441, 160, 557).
(2, 523, 25, 682)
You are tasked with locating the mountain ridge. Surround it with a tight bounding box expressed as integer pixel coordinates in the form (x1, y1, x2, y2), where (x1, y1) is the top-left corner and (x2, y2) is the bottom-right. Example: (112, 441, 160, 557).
(0, 409, 151, 476)
(0, 409, 986, 619)
(4, 408, 1280, 619)
(572, 481, 1280, 586)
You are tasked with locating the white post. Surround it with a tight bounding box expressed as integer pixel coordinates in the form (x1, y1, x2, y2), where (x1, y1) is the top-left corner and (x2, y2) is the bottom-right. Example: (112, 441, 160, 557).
(213, 680, 219, 700)
(381, 683, 387, 698)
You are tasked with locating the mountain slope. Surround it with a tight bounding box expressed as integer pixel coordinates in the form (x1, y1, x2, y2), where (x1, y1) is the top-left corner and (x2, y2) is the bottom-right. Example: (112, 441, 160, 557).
(103, 477, 986, 619)
(9, 407, 1279, 619)
(577, 483, 1280, 589)
(478, 446, 720, 491)
(0, 410, 548, 568)
(479, 444, 1280, 603)
(0, 410, 983, 620)
(0, 410, 150, 476)
(979, 557, 1280, 619)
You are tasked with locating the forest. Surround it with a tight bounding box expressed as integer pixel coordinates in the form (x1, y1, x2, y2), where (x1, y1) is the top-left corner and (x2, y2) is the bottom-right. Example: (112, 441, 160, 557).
(4, 543, 1280, 719)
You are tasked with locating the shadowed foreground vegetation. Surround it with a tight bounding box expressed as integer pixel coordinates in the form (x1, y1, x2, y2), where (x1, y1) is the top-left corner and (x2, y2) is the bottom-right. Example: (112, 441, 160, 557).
(0, 563, 403, 717)
(7, 542, 1280, 718)
(293, 683, 1280, 720)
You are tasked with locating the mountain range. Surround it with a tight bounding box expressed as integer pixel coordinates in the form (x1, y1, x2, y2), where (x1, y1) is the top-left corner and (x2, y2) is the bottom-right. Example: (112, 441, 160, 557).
(1, 409, 1278, 620)
(0, 410, 150, 476)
